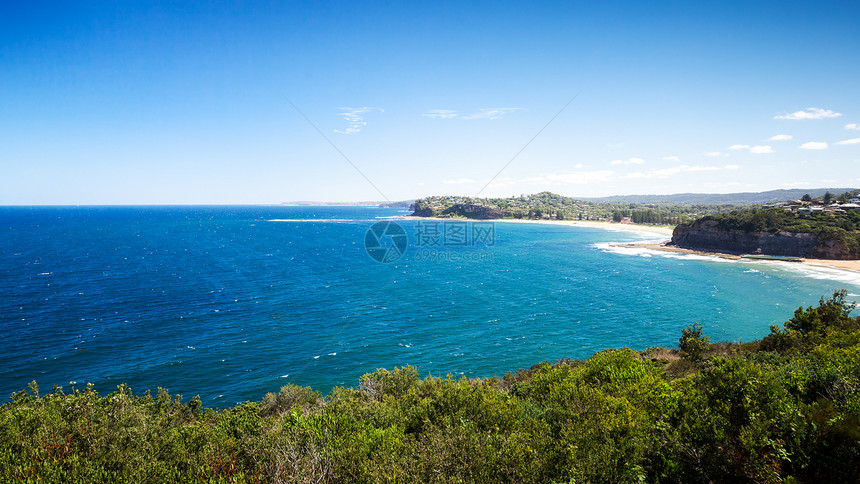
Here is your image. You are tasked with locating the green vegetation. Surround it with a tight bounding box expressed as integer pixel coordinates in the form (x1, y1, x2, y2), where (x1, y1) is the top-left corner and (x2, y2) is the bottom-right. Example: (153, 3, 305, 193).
(411, 192, 735, 224)
(586, 187, 858, 206)
(3, 293, 860, 482)
(682, 208, 860, 258)
(679, 322, 710, 362)
(698, 208, 860, 234)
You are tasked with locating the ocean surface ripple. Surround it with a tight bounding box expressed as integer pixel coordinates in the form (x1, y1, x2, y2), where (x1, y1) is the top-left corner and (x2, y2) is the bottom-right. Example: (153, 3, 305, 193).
(1, 206, 858, 406)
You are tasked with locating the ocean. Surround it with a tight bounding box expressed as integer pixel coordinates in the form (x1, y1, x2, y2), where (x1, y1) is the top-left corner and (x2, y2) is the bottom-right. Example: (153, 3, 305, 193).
(2, 206, 859, 407)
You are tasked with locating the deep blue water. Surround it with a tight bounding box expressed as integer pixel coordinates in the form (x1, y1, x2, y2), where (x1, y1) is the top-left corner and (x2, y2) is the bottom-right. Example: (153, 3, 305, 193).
(1, 206, 859, 407)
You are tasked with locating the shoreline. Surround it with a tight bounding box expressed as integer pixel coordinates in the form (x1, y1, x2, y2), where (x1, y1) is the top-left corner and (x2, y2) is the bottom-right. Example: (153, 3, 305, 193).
(622, 242, 860, 275)
(396, 215, 860, 275)
(395, 216, 675, 237)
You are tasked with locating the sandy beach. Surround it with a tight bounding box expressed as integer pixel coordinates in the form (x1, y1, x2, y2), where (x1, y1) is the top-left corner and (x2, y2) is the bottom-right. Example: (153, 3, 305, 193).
(398, 216, 860, 274)
(396, 216, 675, 237)
(803, 259, 860, 272)
(624, 242, 860, 274)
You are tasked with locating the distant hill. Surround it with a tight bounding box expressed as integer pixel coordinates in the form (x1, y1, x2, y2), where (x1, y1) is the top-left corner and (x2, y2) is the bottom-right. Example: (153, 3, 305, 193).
(581, 188, 857, 205)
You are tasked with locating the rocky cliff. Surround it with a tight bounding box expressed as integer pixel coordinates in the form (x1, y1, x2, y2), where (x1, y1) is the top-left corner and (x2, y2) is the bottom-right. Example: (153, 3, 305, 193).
(410, 203, 505, 219)
(671, 219, 852, 259)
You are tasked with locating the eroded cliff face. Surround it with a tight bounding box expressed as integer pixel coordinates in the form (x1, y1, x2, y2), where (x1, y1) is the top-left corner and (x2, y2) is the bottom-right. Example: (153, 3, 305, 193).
(671, 219, 851, 259)
(410, 203, 504, 219)
(410, 204, 435, 217)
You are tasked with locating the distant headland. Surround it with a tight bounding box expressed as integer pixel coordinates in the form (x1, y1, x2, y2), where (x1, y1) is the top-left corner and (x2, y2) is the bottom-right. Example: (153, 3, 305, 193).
(669, 198, 860, 260)
(408, 189, 860, 262)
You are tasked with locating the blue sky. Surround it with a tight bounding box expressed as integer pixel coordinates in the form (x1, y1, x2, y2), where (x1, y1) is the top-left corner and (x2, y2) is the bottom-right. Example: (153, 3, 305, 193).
(2, 1, 860, 204)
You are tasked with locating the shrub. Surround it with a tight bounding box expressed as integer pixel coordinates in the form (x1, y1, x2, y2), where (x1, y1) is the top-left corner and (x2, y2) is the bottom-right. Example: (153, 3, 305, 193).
(679, 322, 710, 362)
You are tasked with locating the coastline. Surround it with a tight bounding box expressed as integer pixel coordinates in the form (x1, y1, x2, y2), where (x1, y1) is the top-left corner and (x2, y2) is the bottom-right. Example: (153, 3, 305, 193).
(623, 242, 860, 275)
(395, 216, 675, 237)
(397, 215, 860, 275)
(803, 258, 860, 273)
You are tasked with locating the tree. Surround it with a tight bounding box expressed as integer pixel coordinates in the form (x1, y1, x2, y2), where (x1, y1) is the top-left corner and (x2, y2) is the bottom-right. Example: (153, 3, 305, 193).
(785, 289, 858, 335)
(762, 290, 860, 352)
(824, 191, 834, 205)
(679, 322, 710, 362)
(801, 193, 813, 202)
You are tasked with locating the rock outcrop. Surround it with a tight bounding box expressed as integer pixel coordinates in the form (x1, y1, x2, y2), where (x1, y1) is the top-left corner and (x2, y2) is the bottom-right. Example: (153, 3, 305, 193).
(671, 219, 852, 259)
(409, 203, 436, 217)
(410, 203, 505, 219)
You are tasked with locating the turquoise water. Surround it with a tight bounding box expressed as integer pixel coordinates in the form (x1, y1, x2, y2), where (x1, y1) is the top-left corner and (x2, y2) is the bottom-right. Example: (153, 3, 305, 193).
(1, 206, 858, 407)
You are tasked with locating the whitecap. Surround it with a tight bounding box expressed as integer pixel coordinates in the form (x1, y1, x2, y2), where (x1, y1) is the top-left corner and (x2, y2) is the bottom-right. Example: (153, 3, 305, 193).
(596, 242, 860, 289)
(268, 219, 362, 223)
(781, 263, 860, 288)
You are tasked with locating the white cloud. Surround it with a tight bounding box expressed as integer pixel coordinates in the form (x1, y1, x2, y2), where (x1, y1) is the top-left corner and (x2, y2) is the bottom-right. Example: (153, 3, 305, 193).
(704, 151, 729, 157)
(422, 109, 459, 119)
(750, 145, 774, 154)
(508, 171, 617, 186)
(662, 156, 680, 162)
(543, 171, 616, 184)
(799, 141, 828, 150)
(442, 178, 475, 185)
(730, 144, 773, 154)
(774, 107, 842, 120)
(768, 134, 792, 141)
(625, 164, 738, 179)
(486, 177, 516, 188)
(845, 124, 860, 131)
(423, 108, 524, 120)
(334, 107, 383, 134)
(461, 108, 523, 120)
(610, 157, 644, 165)
(485, 162, 739, 191)
(836, 138, 860, 145)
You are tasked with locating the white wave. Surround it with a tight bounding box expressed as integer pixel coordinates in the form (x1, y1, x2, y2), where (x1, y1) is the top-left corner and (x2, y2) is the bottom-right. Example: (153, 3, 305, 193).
(268, 218, 367, 222)
(595, 243, 860, 288)
(780, 262, 860, 287)
(594, 243, 668, 259)
(595, 243, 740, 264)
